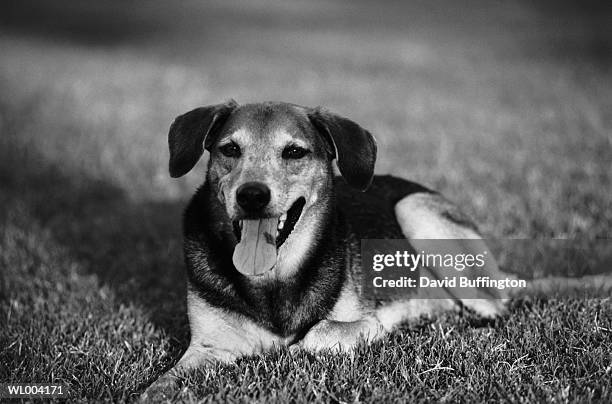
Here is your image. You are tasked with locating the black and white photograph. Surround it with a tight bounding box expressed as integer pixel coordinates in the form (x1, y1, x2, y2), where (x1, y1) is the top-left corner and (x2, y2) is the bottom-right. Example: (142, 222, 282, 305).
(1, 0, 611, 402)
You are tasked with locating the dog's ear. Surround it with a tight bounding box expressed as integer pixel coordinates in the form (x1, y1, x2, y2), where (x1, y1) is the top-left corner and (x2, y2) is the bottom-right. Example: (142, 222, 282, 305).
(308, 107, 377, 191)
(168, 100, 238, 178)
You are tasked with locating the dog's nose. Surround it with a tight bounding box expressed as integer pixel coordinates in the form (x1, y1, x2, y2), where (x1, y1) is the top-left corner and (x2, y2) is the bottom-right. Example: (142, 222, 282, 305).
(236, 182, 271, 212)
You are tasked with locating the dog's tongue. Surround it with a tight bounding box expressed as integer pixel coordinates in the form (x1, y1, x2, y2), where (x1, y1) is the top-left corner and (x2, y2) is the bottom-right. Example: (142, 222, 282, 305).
(232, 218, 278, 276)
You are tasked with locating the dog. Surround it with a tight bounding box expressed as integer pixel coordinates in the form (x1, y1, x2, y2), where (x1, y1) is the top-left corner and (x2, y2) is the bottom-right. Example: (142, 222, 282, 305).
(141, 100, 512, 399)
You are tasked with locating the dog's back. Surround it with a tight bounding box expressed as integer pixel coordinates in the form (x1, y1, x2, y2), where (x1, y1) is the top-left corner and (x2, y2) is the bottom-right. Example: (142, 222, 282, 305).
(338, 175, 432, 240)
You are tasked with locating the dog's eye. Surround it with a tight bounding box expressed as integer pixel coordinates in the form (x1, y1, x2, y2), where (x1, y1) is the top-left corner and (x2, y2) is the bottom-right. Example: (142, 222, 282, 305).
(219, 142, 241, 158)
(282, 146, 309, 160)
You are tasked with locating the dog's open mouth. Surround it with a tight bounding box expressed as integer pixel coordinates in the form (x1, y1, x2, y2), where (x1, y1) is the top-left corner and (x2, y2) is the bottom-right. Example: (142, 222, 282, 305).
(232, 197, 305, 276)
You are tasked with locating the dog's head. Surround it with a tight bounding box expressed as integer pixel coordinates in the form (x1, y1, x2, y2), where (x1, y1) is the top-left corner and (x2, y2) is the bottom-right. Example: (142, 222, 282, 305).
(168, 100, 376, 277)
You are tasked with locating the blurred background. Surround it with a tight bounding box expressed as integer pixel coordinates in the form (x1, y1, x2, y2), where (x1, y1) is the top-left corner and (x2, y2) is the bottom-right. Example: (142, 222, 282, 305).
(1, 0, 610, 235)
(1, 1, 611, 398)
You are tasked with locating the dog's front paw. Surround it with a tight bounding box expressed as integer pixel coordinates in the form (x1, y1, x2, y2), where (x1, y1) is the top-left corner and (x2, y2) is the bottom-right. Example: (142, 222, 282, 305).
(460, 298, 509, 319)
(139, 375, 178, 403)
(292, 318, 385, 353)
(292, 320, 343, 353)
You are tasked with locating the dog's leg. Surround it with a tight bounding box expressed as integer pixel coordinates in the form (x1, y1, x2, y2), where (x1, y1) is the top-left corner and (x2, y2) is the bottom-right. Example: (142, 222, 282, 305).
(293, 316, 385, 353)
(141, 291, 284, 401)
(394, 192, 509, 318)
(140, 343, 235, 402)
(375, 299, 460, 330)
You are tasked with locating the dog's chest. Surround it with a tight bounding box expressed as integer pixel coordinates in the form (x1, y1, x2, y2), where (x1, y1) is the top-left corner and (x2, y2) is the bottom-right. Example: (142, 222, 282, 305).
(248, 286, 309, 334)
(244, 266, 345, 336)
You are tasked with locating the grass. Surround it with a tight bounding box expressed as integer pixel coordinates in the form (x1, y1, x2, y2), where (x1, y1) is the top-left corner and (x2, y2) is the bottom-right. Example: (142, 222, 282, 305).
(1, 0, 611, 402)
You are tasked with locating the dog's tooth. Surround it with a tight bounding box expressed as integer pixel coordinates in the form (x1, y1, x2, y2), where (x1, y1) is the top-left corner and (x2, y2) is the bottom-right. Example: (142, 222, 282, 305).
(280, 213, 287, 222)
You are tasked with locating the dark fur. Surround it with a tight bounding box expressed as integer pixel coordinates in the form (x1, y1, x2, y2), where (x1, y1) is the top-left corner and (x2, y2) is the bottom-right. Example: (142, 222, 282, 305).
(168, 101, 238, 178)
(308, 108, 377, 191)
(184, 179, 344, 337)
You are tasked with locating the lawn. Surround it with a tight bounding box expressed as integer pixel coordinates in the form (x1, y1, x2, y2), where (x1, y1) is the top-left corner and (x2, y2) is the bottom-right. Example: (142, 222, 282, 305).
(1, 0, 611, 402)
